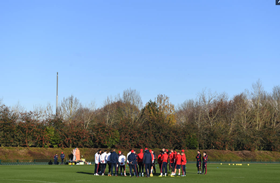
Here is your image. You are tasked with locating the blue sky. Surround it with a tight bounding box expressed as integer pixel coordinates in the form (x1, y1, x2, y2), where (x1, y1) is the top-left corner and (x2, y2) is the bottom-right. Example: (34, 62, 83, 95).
(0, 0, 279, 111)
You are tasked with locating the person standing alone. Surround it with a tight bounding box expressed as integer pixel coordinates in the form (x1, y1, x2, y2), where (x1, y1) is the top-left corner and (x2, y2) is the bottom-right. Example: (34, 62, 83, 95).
(53, 154, 58, 165)
(60, 152, 65, 165)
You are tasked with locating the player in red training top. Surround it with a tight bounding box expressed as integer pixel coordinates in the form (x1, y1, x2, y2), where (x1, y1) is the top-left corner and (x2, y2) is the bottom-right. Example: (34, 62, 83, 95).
(159, 151, 168, 177)
(169, 149, 175, 174)
(181, 150, 187, 176)
(172, 151, 181, 177)
(137, 149, 144, 177)
(157, 151, 163, 174)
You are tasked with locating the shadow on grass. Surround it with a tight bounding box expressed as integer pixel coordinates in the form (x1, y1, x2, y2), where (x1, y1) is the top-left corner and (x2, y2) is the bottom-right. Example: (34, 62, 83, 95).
(77, 172, 95, 175)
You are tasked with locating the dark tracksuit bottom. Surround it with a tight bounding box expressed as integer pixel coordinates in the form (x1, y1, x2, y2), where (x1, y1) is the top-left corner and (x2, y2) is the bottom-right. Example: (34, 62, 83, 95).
(95, 163, 99, 174)
(152, 163, 156, 174)
(182, 165, 186, 175)
(170, 163, 175, 172)
(145, 163, 151, 177)
(197, 161, 201, 171)
(129, 164, 138, 176)
(158, 163, 162, 173)
(202, 163, 207, 174)
(61, 158, 64, 164)
(108, 163, 111, 174)
(161, 162, 167, 174)
(101, 163, 106, 174)
(138, 162, 144, 174)
(111, 163, 117, 175)
(119, 165, 125, 174)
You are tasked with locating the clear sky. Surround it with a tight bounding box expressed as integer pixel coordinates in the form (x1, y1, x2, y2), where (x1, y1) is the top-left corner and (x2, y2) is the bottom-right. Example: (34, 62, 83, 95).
(1, 0, 279, 111)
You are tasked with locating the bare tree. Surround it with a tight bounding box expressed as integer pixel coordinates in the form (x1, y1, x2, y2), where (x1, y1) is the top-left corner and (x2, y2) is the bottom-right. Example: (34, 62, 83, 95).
(251, 80, 265, 130)
(103, 96, 118, 125)
(119, 88, 143, 123)
(199, 90, 227, 128)
(74, 102, 96, 129)
(33, 103, 54, 121)
(59, 95, 81, 123)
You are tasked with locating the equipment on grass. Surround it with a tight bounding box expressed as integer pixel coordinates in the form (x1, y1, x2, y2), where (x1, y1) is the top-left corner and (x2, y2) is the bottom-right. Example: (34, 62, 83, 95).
(150, 174, 153, 177)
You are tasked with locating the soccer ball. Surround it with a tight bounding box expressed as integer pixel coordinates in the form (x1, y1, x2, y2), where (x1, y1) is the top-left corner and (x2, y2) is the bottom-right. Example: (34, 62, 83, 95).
(150, 174, 153, 177)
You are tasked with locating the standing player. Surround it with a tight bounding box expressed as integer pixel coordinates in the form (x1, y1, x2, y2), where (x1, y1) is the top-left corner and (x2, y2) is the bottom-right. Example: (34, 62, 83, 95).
(172, 151, 181, 177)
(202, 152, 208, 175)
(169, 149, 175, 174)
(94, 149, 101, 176)
(133, 150, 138, 175)
(110, 149, 118, 176)
(118, 151, 127, 176)
(100, 151, 107, 176)
(150, 150, 155, 176)
(126, 149, 132, 176)
(137, 149, 144, 177)
(157, 151, 163, 175)
(181, 150, 187, 176)
(143, 148, 152, 177)
(106, 151, 111, 176)
(128, 150, 138, 177)
(196, 150, 202, 174)
(152, 150, 156, 174)
(60, 152, 65, 165)
(159, 151, 168, 177)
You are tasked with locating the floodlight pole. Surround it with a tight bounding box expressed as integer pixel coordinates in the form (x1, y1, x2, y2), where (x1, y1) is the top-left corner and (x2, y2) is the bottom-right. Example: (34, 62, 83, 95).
(56, 72, 58, 117)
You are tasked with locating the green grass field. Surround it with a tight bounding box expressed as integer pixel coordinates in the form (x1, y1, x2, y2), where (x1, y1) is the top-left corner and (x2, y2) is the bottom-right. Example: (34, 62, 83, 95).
(0, 164, 279, 183)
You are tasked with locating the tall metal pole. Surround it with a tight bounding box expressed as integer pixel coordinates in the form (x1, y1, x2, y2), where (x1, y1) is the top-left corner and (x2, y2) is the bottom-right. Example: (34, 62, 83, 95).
(56, 72, 58, 117)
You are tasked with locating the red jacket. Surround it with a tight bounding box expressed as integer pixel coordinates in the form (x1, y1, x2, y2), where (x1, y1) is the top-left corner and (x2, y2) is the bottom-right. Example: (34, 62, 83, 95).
(169, 152, 175, 163)
(137, 149, 144, 163)
(175, 154, 182, 165)
(162, 153, 168, 163)
(181, 154, 187, 165)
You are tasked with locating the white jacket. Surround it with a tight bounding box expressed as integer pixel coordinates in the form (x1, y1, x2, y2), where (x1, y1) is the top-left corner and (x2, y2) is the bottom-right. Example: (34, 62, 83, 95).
(95, 153, 100, 164)
(126, 151, 131, 163)
(100, 152, 107, 164)
(119, 155, 126, 166)
(106, 152, 111, 162)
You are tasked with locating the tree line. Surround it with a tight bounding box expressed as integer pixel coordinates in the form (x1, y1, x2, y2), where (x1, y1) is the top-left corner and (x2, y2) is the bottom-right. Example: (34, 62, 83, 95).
(0, 80, 279, 151)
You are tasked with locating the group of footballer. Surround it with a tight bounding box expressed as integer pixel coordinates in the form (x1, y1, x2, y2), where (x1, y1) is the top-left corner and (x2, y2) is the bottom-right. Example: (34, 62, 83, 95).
(94, 148, 208, 177)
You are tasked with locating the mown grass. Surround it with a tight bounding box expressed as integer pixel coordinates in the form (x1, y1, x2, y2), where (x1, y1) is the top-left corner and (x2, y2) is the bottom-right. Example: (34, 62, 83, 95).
(0, 163, 279, 183)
